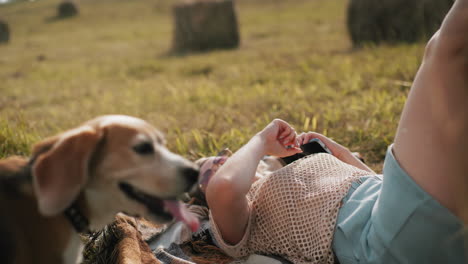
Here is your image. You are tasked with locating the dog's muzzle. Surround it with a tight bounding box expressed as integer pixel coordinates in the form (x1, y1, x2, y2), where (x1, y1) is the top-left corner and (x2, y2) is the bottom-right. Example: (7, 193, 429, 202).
(118, 182, 200, 232)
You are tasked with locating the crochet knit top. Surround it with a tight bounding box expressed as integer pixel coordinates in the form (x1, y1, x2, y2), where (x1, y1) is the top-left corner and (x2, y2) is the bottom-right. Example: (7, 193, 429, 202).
(209, 153, 372, 264)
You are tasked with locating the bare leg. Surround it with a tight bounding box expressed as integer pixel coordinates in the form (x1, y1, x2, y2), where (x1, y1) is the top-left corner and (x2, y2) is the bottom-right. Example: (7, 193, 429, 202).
(393, 0, 468, 220)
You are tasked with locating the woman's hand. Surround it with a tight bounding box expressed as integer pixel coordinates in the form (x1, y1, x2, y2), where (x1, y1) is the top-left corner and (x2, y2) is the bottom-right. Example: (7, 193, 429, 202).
(257, 119, 302, 157)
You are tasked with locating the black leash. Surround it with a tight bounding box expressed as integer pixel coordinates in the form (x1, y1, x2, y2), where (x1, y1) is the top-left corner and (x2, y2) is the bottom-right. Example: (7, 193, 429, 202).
(63, 200, 91, 235)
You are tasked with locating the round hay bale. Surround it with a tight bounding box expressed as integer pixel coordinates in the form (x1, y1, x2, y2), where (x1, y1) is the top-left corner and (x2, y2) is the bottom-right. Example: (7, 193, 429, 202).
(347, 0, 454, 47)
(172, 0, 240, 52)
(57, 1, 79, 18)
(0, 19, 10, 44)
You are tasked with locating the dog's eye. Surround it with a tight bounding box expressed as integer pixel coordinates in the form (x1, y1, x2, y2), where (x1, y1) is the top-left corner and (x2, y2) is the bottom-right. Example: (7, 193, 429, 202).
(133, 142, 154, 155)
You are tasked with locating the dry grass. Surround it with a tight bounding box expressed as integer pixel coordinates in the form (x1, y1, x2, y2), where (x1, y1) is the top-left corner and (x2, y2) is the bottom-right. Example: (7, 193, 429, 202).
(0, 0, 425, 172)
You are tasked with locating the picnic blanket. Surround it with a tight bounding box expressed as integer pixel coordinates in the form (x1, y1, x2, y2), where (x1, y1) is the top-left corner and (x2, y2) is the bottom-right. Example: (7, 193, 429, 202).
(81, 206, 236, 264)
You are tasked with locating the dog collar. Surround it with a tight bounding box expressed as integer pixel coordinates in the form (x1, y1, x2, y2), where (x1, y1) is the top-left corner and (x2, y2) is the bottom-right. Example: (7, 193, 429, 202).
(64, 200, 91, 234)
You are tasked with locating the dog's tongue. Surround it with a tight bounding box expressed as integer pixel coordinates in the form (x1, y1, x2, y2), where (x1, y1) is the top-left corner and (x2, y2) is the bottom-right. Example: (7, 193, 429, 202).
(163, 200, 200, 232)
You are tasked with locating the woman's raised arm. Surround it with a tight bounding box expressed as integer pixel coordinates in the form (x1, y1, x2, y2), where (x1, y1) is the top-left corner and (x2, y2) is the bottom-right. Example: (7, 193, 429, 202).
(206, 119, 301, 244)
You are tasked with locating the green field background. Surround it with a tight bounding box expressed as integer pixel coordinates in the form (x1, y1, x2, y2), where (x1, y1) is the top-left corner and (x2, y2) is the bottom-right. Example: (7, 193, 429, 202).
(0, 0, 425, 171)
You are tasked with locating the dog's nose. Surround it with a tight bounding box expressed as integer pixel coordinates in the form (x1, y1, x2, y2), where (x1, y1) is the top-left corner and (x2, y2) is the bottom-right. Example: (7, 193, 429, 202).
(180, 166, 199, 190)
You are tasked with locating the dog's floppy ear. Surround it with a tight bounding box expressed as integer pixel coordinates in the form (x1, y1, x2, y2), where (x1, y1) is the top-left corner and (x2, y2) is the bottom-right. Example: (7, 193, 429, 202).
(32, 125, 103, 216)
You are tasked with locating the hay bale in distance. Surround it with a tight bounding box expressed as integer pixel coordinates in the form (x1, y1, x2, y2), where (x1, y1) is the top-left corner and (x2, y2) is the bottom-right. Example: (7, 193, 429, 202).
(347, 0, 454, 46)
(57, 1, 79, 18)
(0, 19, 10, 44)
(172, 0, 240, 52)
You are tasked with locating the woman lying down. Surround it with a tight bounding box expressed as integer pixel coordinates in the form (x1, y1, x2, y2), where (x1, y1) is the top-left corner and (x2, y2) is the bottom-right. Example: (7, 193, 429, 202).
(197, 119, 463, 264)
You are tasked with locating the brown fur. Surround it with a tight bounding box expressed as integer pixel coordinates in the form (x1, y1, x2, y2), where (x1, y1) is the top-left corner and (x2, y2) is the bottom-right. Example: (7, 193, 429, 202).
(113, 214, 160, 264)
(0, 157, 74, 264)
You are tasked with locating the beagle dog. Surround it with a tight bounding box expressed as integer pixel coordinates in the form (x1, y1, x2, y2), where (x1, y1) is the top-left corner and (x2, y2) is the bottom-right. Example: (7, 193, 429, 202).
(0, 115, 200, 264)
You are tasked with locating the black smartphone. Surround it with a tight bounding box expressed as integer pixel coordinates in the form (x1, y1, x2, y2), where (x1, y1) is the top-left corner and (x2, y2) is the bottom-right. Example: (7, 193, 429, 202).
(281, 138, 331, 165)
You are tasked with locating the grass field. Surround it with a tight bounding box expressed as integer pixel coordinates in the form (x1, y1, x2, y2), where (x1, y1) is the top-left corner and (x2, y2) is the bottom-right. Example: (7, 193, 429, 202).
(0, 0, 426, 171)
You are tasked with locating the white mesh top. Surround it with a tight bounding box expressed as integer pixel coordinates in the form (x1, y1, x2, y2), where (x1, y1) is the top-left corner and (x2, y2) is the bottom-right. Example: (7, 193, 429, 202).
(209, 153, 372, 264)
